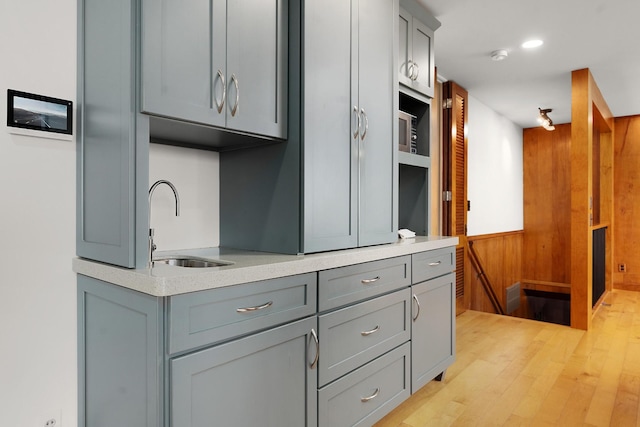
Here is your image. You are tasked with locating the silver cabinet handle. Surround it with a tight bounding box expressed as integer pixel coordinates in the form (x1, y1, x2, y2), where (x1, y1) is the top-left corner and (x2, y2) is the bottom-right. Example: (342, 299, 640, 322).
(361, 276, 380, 284)
(429, 261, 442, 267)
(361, 325, 380, 336)
(360, 108, 368, 141)
(412, 294, 420, 321)
(236, 300, 273, 313)
(214, 69, 226, 114)
(407, 60, 415, 80)
(309, 328, 319, 369)
(352, 105, 360, 139)
(361, 388, 380, 402)
(230, 73, 239, 117)
(412, 62, 420, 80)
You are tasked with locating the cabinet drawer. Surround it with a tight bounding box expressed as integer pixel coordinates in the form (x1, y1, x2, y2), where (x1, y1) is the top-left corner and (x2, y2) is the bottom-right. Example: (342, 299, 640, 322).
(412, 247, 455, 283)
(318, 255, 411, 311)
(318, 342, 411, 427)
(168, 273, 317, 354)
(319, 288, 411, 386)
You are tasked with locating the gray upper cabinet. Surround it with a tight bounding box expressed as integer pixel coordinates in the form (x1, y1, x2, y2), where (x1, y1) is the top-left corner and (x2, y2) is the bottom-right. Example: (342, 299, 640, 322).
(141, 0, 288, 139)
(302, 0, 398, 253)
(398, 1, 440, 98)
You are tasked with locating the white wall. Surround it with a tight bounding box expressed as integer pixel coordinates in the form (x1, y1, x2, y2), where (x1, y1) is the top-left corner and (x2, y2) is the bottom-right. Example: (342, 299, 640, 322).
(0, 1, 78, 426)
(467, 95, 524, 236)
(149, 144, 219, 252)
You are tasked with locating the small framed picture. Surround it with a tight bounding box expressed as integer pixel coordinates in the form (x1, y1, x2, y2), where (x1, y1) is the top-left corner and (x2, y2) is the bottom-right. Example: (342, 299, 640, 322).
(7, 89, 73, 136)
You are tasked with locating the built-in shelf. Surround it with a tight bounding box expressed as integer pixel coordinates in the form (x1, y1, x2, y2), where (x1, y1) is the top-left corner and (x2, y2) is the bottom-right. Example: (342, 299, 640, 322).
(398, 151, 431, 169)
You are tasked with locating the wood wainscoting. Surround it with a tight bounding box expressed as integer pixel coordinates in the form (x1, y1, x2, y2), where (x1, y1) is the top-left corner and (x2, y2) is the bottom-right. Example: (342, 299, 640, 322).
(466, 231, 525, 318)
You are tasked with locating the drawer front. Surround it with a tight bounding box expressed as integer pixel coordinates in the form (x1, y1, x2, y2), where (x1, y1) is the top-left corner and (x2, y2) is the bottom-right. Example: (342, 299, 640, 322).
(318, 342, 411, 427)
(318, 255, 411, 311)
(412, 247, 455, 284)
(168, 273, 317, 354)
(319, 288, 411, 386)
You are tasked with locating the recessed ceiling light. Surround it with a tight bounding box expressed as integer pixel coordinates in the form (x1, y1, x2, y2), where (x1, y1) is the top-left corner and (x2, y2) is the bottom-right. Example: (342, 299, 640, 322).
(522, 39, 544, 49)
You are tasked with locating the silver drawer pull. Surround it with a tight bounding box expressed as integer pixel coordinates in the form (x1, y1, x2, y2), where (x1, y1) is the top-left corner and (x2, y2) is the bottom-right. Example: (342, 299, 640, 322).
(361, 388, 380, 402)
(361, 325, 380, 336)
(309, 328, 319, 369)
(412, 294, 421, 321)
(361, 276, 380, 284)
(236, 300, 273, 313)
(428, 261, 442, 267)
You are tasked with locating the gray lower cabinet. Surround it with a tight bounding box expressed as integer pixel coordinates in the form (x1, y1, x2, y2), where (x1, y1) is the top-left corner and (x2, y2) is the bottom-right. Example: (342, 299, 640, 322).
(318, 342, 411, 427)
(410, 249, 456, 393)
(171, 316, 317, 427)
(141, 0, 288, 139)
(78, 273, 318, 427)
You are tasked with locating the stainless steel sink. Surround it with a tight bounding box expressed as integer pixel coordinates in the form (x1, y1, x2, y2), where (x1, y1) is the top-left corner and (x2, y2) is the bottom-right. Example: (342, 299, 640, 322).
(153, 256, 233, 268)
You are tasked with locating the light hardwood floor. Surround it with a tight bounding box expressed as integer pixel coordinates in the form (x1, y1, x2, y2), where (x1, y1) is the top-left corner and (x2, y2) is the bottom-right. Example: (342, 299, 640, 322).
(375, 289, 640, 427)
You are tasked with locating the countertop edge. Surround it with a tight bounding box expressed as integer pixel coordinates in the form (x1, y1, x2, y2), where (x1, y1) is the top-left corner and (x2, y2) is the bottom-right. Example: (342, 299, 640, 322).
(73, 237, 459, 296)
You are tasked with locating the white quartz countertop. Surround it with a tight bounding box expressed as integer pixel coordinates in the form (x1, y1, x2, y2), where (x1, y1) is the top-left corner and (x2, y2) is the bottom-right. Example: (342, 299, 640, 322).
(73, 236, 459, 297)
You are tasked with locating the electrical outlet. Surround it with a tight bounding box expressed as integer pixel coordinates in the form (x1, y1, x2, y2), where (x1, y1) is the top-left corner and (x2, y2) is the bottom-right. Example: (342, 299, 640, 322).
(618, 264, 626, 273)
(45, 419, 56, 427)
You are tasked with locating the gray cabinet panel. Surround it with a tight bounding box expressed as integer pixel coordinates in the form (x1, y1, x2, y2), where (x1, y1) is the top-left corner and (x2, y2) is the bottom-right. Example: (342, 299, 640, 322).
(141, 0, 225, 127)
(357, 0, 398, 247)
(398, 8, 413, 88)
(303, 0, 357, 252)
(78, 275, 163, 427)
(171, 316, 317, 427)
(319, 288, 411, 386)
(168, 273, 317, 354)
(412, 246, 455, 283)
(411, 18, 435, 97)
(77, 0, 149, 268)
(411, 272, 456, 392)
(318, 255, 411, 311)
(226, 0, 288, 137)
(318, 342, 410, 427)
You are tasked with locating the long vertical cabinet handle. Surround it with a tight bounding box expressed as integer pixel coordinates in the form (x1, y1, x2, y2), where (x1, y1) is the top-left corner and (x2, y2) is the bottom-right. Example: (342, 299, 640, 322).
(412, 294, 421, 321)
(230, 74, 239, 117)
(360, 108, 368, 141)
(214, 70, 226, 114)
(309, 328, 319, 369)
(352, 106, 360, 139)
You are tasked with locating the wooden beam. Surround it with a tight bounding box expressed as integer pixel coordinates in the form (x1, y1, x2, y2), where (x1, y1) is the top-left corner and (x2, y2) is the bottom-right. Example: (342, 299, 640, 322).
(570, 68, 614, 330)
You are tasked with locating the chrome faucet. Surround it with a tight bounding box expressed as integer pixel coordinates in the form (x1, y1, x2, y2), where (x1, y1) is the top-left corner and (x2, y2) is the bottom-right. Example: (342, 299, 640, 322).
(148, 179, 180, 268)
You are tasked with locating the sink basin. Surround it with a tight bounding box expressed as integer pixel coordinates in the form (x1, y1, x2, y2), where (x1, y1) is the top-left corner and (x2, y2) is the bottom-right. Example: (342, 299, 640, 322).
(153, 256, 233, 268)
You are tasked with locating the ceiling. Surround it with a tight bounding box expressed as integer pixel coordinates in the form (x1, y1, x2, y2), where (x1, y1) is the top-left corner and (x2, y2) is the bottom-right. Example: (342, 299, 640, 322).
(417, 0, 640, 129)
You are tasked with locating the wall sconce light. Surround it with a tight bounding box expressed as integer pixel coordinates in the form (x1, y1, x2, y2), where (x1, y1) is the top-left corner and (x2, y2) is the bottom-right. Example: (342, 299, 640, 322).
(538, 108, 555, 131)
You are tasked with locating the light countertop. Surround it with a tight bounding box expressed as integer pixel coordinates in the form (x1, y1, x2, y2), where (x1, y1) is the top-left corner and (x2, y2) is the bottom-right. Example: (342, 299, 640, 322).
(73, 236, 458, 296)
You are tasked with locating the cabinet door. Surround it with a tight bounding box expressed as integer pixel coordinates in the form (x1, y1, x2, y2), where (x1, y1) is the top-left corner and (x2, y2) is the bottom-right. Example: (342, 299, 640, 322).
(411, 272, 456, 393)
(141, 0, 226, 127)
(357, 0, 398, 247)
(409, 17, 435, 98)
(226, 0, 287, 138)
(171, 316, 318, 427)
(302, 0, 358, 252)
(398, 7, 413, 88)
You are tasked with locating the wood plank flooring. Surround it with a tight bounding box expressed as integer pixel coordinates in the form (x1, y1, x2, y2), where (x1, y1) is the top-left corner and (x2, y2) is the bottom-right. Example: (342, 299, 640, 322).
(375, 289, 640, 427)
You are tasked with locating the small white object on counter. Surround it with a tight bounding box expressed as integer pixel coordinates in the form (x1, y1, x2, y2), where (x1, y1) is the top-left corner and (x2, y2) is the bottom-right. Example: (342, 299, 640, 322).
(398, 228, 416, 239)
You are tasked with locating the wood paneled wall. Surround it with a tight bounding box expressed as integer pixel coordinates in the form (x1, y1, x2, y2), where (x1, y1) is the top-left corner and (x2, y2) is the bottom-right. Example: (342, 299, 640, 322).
(523, 124, 572, 286)
(467, 231, 526, 317)
(613, 115, 640, 290)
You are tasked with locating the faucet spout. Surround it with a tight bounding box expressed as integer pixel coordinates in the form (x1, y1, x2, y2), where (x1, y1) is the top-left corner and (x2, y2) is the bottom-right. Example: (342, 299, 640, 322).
(148, 179, 180, 268)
